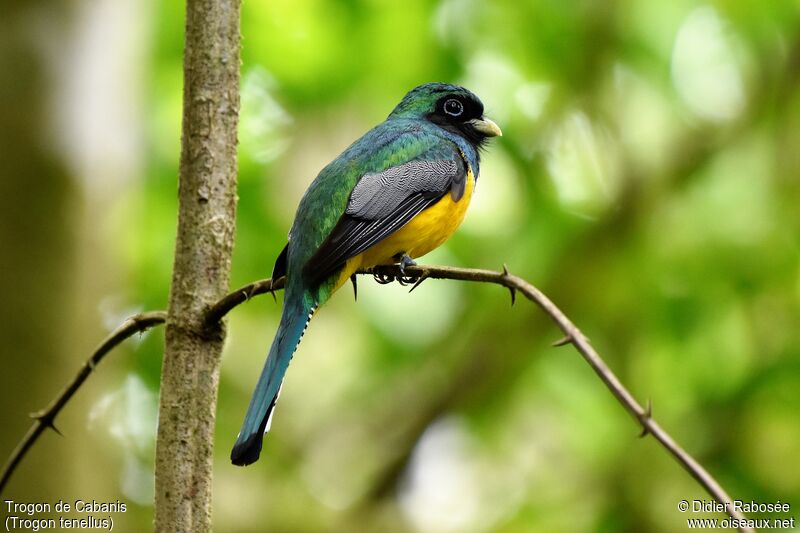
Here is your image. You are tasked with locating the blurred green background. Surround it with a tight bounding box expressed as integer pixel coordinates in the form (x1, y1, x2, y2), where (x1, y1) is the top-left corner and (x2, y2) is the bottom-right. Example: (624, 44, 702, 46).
(1, 0, 799, 531)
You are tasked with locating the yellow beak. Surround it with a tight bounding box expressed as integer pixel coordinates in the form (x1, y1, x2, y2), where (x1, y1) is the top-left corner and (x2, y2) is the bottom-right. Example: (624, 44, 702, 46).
(470, 117, 503, 137)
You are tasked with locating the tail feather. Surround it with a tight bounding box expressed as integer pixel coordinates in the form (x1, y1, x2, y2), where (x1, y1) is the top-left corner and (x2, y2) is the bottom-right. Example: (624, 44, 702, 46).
(231, 292, 315, 466)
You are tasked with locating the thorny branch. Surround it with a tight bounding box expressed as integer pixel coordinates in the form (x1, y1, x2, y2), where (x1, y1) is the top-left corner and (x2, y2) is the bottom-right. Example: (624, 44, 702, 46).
(0, 311, 166, 492)
(0, 265, 752, 532)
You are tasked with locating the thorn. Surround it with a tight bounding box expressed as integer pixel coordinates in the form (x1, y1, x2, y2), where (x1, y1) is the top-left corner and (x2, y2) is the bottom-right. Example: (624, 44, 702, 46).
(408, 272, 430, 293)
(45, 420, 63, 437)
(500, 264, 516, 305)
(31, 412, 63, 436)
(131, 317, 146, 338)
(551, 336, 572, 347)
(350, 274, 358, 301)
(638, 399, 653, 438)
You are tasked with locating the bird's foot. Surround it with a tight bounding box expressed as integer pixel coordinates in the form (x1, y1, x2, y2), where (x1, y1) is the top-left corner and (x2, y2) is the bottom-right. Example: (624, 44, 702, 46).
(395, 254, 420, 285)
(373, 254, 420, 286)
(397, 253, 417, 275)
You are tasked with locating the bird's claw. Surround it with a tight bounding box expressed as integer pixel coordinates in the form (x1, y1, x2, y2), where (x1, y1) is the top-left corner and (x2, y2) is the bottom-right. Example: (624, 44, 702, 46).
(397, 253, 417, 275)
(373, 268, 396, 284)
(372, 254, 420, 286)
(396, 254, 419, 284)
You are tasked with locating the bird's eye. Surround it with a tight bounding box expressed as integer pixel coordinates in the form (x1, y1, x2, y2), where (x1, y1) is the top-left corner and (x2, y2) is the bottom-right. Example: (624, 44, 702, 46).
(443, 98, 464, 117)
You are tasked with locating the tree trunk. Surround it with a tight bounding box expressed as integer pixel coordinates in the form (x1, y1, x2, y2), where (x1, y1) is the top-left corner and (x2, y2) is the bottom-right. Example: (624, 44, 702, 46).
(154, 0, 240, 530)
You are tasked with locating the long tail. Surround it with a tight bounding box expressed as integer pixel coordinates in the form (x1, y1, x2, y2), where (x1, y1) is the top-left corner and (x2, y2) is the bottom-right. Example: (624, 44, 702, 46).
(231, 288, 315, 466)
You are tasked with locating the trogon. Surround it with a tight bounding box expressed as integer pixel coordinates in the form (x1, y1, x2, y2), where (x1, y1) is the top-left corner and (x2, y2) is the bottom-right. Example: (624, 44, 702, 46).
(231, 82, 502, 465)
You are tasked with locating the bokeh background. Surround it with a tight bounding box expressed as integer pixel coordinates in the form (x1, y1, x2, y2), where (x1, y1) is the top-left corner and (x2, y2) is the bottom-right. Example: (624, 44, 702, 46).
(2, 0, 799, 531)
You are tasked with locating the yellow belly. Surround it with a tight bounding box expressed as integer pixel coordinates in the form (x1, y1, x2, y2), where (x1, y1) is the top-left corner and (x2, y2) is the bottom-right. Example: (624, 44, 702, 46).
(334, 170, 476, 290)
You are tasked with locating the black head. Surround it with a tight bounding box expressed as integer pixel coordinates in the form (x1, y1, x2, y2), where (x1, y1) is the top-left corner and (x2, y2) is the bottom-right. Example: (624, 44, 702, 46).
(389, 83, 502, 149)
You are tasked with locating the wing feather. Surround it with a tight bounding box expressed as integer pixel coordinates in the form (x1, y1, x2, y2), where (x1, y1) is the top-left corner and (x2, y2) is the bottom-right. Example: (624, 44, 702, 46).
(302, 157, 464, 287)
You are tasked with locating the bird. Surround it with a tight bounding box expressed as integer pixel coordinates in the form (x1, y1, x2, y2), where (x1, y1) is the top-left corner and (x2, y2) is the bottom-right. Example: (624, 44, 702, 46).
(231, 82, 502, 466)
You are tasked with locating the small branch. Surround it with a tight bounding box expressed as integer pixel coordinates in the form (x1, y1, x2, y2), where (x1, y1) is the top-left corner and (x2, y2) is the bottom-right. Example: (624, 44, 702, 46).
(366, 264, 752, 531)
(203, 277, 285, 328)
(0, 265, 751, 532)
(0, 311, 166, 493)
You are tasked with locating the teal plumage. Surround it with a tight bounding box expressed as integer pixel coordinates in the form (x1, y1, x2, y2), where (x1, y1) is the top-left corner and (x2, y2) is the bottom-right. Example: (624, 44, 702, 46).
(231, 83, 501, 465)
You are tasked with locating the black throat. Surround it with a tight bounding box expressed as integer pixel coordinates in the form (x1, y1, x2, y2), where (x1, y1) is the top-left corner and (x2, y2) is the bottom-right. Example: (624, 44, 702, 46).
(426, 114, 488, 154)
